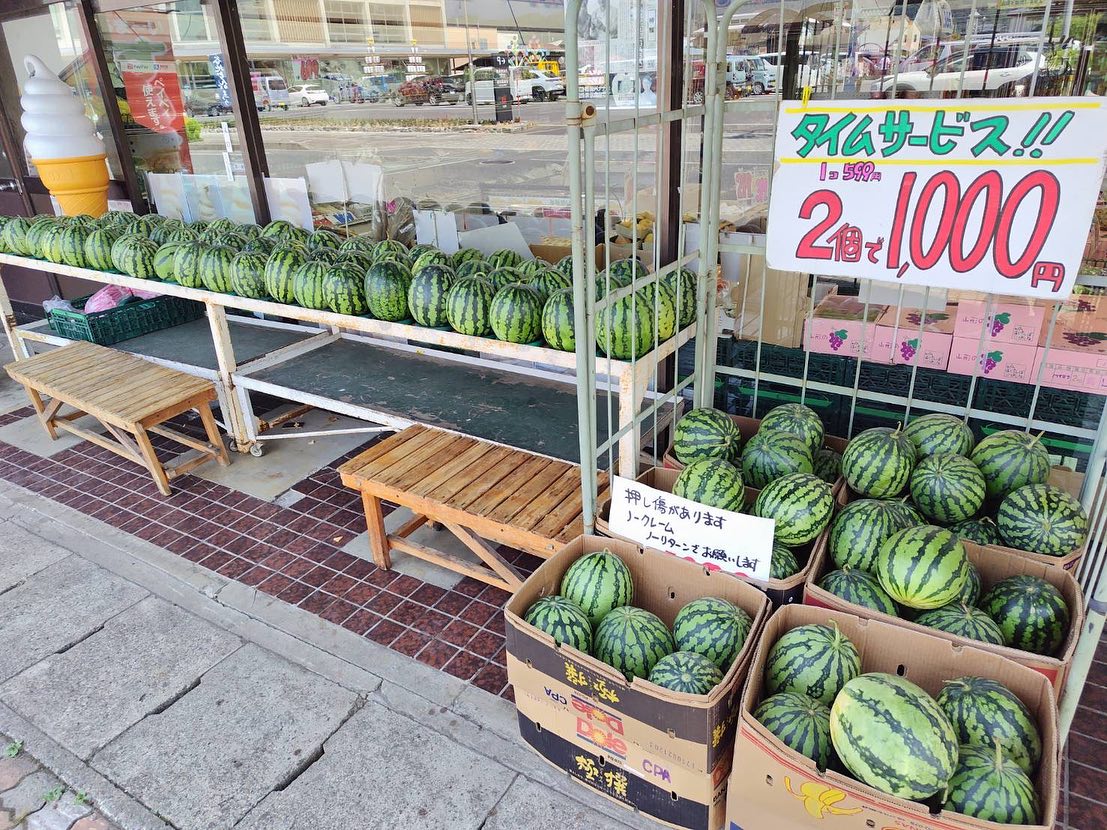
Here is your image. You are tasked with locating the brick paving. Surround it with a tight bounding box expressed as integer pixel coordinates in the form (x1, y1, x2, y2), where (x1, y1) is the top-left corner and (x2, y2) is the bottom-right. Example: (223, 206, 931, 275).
(0, 737, 118, 830)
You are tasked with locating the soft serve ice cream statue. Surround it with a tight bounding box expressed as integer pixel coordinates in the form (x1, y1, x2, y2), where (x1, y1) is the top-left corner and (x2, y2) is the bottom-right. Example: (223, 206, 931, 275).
(20, 54, 110, 216)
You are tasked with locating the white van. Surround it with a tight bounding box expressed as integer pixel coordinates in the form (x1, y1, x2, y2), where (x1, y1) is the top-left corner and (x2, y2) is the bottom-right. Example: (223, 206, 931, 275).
(252, 74, 289, 110)
(465, 68, 523, 104)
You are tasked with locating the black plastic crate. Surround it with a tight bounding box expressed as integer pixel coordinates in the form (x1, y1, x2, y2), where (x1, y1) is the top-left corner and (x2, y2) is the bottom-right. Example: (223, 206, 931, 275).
(729, 340, 846, 386)
(976, 379, 1105, 431)
(853, 362, 973, 407)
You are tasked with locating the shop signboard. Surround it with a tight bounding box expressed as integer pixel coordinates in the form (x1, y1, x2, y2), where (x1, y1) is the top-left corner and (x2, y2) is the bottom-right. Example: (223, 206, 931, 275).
(767, 97, 1107, 300)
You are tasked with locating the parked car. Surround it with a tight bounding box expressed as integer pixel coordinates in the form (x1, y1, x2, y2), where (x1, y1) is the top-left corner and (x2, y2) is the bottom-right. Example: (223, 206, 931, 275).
(519, 68, 565, 101)
(287, 84, 331, 107)
(252, 74, 290, 111)
(728, 54, 778, 94)
(466, 67, 560, 104)
(864, 44, 1044, 97)
(183, 82, 232, 117)
(395, 76, 461, 106)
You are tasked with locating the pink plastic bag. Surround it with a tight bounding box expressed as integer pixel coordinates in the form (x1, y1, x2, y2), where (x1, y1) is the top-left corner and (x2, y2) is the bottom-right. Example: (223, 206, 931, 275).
(82, 284, 132, 313)
(129, 288, 162, 300)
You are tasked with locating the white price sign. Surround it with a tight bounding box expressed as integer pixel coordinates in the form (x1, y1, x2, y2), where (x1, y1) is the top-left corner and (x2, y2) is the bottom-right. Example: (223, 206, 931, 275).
(608, 476, 776, 582)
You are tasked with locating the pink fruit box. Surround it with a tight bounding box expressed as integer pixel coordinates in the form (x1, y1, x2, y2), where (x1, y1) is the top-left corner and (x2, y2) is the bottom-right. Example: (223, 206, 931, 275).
(952, 294, 1049, 345)
(872, 304, 955, 370)
(1033, 313, 1107, 393)
(803, 295, 887, 359)
(947, 337, 1038, 384)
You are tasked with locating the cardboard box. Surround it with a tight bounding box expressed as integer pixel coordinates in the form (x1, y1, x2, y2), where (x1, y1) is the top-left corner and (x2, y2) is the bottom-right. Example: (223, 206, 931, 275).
(727, 605, 1059, 830)
(803, 539, 1084, 693)
(731, 254, 808, 349)
(953, 297, 1048, 345)
(1032, 307, 1107, 393)
(530, 243, 606, 270)
(873, 304, 956, 371)
(805, 295, 887, 359)
(600, 241, 656, 272)
(947, 337, 1038, 384)
(506, 536, 771, 775)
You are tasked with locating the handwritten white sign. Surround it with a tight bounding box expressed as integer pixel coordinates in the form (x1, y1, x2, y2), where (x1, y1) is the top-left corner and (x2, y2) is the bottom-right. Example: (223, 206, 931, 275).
(608, 475, 776, 582)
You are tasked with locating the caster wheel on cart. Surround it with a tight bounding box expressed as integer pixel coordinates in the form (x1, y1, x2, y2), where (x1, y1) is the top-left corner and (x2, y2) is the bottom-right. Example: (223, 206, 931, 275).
(249, 444, 265, 457)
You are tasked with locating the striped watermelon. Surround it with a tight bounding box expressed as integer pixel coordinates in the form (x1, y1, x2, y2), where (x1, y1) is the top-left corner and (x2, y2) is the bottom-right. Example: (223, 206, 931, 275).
(374, 239, 407, 260)
(235, 222, 260, 240)
(264, 247, 306, 304)
(759, 404, 825, 456)
(755, 691, 833, 767)
(960, 563, 983, 606)
(261, 219, 295, 239)
(529, 269, 571, 303)
(322, 264, 369, 315)
(672, 596, 752, 671)
(308, 246, 340, 265)
(164, 226, 199, 245)
(673, 408, 741, 464)
(673, 459, 745, 512)
(904, 413, 976, 458)
(229, 252, 269, 299)
(291, 260, 330, 309)
(408, 264, 455, 327)
(488, 248, 523, 269)
(152, 242, 185, 280)
(914, 603, 1005, 645)
(307, 228, 342, 252)
(0, 217, 31, 255)
(949, 517, 1001, 546)
(559, 550, 633, 626)
(841, 426, 916, 498)
(828, 499, 908, 574)
(945, 742, 1038, 824)
(484, 267, 520, 292)
(765, 623, 861, 705)
(818, 568, 898, 615)
(490, 284, 542, 343)
(365, 259, 412, 321)
(515, 258, 550, 279)
(83, 228, 120, 270)
(455, 259, 490, 279)
(446, 276, 496, 336)
(608, 257, 649, 282)
(111, 235, 158, 279)
(197, 245, 236, 293)
(997, 483, 1088, 556)
(554, 253, 574, 277)
(937, 676, 1041, 775)
(523, 595, 592, 653)
(813, 448, 842, 484)
(57, 225, 90, 268)
(408, 244, 435, 263)
(753, 473, 833, 546)
(338, 249, 374, 272)
(172, 241, 207, 288)
(740, 430, 814, 489)
(876, 526, 969, 610)
(412, 249, 451, 272)
(339, 234, 375, 253)
(909, 453, 987, 525)
(661, 267, 696, 328)
(594, 269, 631, 300)
(597, 289, 655, 359)
(26, 219, 59, 258)
(40, 223, 69, 263)
(770, 542, 801, 580)
(645, 283, 678, 341)
(541, 288, 575, 351)
(830, 673, 958, 800)
(970, 430, 1050, 501)
(451, 247, 484, 268)
(593, 606, 675, 681)
(887, 499, 925, 529)
(980, 575, 1069, 656)
(648, 651, 723, 694)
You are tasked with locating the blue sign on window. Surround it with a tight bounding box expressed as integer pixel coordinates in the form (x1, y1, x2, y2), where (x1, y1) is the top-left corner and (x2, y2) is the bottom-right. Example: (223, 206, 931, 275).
(210, 54, 232, 107)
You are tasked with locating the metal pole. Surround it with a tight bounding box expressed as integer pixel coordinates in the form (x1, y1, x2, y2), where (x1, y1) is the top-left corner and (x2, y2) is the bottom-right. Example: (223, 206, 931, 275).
(463, 0, 479, 126)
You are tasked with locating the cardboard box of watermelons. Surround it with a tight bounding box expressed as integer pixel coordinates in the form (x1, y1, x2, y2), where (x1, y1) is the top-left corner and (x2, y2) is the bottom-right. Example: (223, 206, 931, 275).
(663, 413, 848, 473)
(802, 537, 1084, 695)
(726, 604, 1059, 830)
(594, 466, 827, 607)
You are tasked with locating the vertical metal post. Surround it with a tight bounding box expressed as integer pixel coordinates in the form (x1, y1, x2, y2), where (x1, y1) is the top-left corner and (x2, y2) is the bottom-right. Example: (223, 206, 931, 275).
(657, 0, 686, 268)
(211, 0, 271, 225)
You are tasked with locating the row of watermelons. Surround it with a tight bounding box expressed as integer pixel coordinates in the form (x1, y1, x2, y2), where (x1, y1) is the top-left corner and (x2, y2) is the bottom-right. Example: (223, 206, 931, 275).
(756, 622, 1041, 824)
(524, 549, 752, 694)
(0, 211, 695, 359)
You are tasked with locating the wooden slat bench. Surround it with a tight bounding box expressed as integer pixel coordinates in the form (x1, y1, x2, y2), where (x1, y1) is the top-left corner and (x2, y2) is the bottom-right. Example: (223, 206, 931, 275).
(5, 341, 229, 495)
(339, 425, 608, 592)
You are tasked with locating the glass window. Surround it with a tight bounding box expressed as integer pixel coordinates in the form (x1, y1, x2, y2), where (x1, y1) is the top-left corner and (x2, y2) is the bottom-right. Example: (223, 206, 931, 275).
(325, 0, 370, 44)
(410, 4, 445, 46)
(368, 3, 407, 44)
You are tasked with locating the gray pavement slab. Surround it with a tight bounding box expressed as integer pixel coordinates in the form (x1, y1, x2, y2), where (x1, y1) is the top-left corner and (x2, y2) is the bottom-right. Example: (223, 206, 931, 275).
(91, 643, 359, 830)
(483, 776, 638, 829)
(235, 699, 516, 830)
(0, 415, 107, 459)
(1, 597, 241, 760)
(0, 557, 146, 683)
(0, 520, 71, 593)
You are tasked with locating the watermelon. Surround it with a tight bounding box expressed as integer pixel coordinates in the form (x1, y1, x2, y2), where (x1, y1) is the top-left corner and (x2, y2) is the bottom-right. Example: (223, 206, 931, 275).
(597, 289, 655, 359)
(446, 276, 496, 336)
(914, 603, 1005, 645)
(770, 542, 801, 580)
(642, 283, 678, 342)
(936, 676, 1042, 774)
(765, 623, 861, 705)
(753, 473, 833, 546)
(554, 253, 574, 276)
(197, 245, 236, 293)
(876, 526, 969, 610)
(830, 672, 958, 800)
(608, 256, 649, 282)
(229, 252, 269, 299)
(828, 499, 908, 574)
(648, 651, 723, 694)
(661, 267, 696, 327)
(813, 448, 842, 484)
(949, 517, 1001, 546)
(291, 260, 330, 310)
(40, 224, 68, 263)
(164, 226, 199, 245)
(408, 244, 435, 262)
(264, 247, 307, 304)
(997, 483, 1087, 556)
(514, 258, 549, 279)
(529, 269, 571, 303)
(910, 453, 987, 525)
(980, 575, 1069, 656)
(944, 742, 1038, 824)
(172, 241, 207, 288)
(672, 459, 744, 512)
(559, 549, 633, 626)
(322, 264, 369, 315)
(672, 408, 741, 464)
(970, 430, 1050, 501)
(960, 563, 983, 606)
(488, 248, 523, 269)
(740, 430, 814, 489)
(904, 413, 975, 458)
(26, 219, 59, 258)
(755, 691, 833, 767)
(759, 403, 825, 456)
(339, 235, 375, 253)
(595, 270, 631, 300)
(309, 246, 340, 265)
(411, 249, 449, 272)
(338, 249, 373, 272)
(541, 288, 575, 351)
(153, 242, 186, 281)
(261, 219, 295, 239)
(0, 217, 32, 255)
(887, 499, 925, 529)
(818, 567, 898, 615)
(523, 595, 592, 653)
(672, 596, 752, 671)
(57, 225, 90, 268)
(484, 267, 520, 293)
(593, 606, 675, 681)
(374, 239, 407, 260)
(408, 264, 455, 328)
(365, 259, 412, 321)
(451, 247, 484, 267)
(490, 284, 542, 343)
(221, 232, 251, 252)
(455, 259, 489, 279)
(308, 229, 342, 253)
(235, 222, 260, 240)
(111, 235, 157, 279)
(841, 426, 916, 498)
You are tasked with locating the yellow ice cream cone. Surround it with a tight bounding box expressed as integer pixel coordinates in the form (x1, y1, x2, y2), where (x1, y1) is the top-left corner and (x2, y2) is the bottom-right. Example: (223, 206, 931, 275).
(33, 154, 109, 217)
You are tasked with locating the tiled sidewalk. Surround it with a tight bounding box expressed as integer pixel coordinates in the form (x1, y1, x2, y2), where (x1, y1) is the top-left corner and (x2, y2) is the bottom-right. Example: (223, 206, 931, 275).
(0, 737, 118, 830)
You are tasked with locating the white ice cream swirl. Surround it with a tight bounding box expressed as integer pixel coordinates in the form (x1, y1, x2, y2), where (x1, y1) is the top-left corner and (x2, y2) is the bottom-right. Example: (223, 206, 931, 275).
(20, 54, 107, 160)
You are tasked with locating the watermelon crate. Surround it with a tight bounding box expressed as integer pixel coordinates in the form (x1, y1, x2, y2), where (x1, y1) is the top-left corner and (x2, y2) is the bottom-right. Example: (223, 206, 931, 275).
(726, 604, 1059, 830)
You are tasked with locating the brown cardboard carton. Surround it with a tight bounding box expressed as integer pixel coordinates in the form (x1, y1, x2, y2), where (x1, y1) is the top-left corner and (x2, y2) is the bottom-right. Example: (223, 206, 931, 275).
(733, 255, 807, 348)
(803, 539, 1083, 694)
(505, 536, 771, 776)
(599, 242, 656, 271)
(727, 605, 1058, 830)
(530, 242, 605, 270)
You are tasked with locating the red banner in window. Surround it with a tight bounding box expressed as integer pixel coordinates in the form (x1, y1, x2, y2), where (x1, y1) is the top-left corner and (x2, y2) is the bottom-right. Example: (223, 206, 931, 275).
(118, 59, 192, 171)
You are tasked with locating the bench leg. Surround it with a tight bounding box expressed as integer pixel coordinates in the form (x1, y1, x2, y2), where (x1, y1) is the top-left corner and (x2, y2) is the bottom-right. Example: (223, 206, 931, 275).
(197, 402, 231, 467)
(361, 492, 392, 570)
(133, 424, 173, 496)
(24, 386, 58, 439)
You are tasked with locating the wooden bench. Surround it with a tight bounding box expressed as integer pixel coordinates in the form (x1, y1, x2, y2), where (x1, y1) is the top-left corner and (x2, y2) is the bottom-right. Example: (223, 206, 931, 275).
(5, 341, 229, 495)
(339, 425, 607, 592)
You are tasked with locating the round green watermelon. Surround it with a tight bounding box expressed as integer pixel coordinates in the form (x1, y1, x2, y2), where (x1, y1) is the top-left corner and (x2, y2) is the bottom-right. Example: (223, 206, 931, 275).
(484, 266, 521, 292)
(673, 596, 752, 671)
(264, 247, 307, 304)
(813, 448, 842, 484)
(197, 245, 236, 293)
(307, 228, 342, 252)
(960, 563, 983, 606)
(374, 238, 407, 260)
(172, 240, 207, 288)
(673, 459, 744, 512)
(560, 549, 633, 626)
(997, 483, 1087, 556)
(648, 651, 723, 695)
(292, 260, 332, 310)
(759, 404, 825, 456)
(904, 413, 975, 458)
(828, 499, 908, 574)
(970, 430, 1050, 501)
(455, 259, 490, 279)
(980, 575, 1069, 656)
(528, 268, 571, 304)
(755, 691, 833, 767)
(446, 276, 496, 336)
(261, 219, 295, 239)
(229, 252, 269, 299)
(937, 676, 1041, 774)
(876, 525, 969, 610)
(608, 256, 649, 282)
(339, 235, 375, 255)
(910, 453, 987, 525)
(841, 426, 916, 498)
(514, 257, 549, 279)
(322, 264, 369, 315)
(365, 259, 412, 321)
(740, 430, 814, 489)
(594, 269, 630, 300)
(541, 288, 575, 351)
(0, 217, 32, 255)
(524, 595, 592, 653)
(753, 473, 833, 546)
(111, 235, 158, 279)
(764, 623, 861, 705)
(949, 517, 1001, 546)
(408, 264, 455, 328)
(490, 284, 542, 343)
(451, 247, 484, 268)
(337, 249, 373, 272)
(488, 248, 523, 269)
(914, 603, 1005, 646)
(597, 289, 655, 360)
(152, 242, 185, 281)
(673, 408, 741, 464)
(57, 225, 91, 269)
(554, 254, 574, 277)
(593, 606, 675, 682)
(818, 567, 898, 615)
(944, 742, 1038, 824)
(770, 542, 801, 580)
(661, 267, 696, 328)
